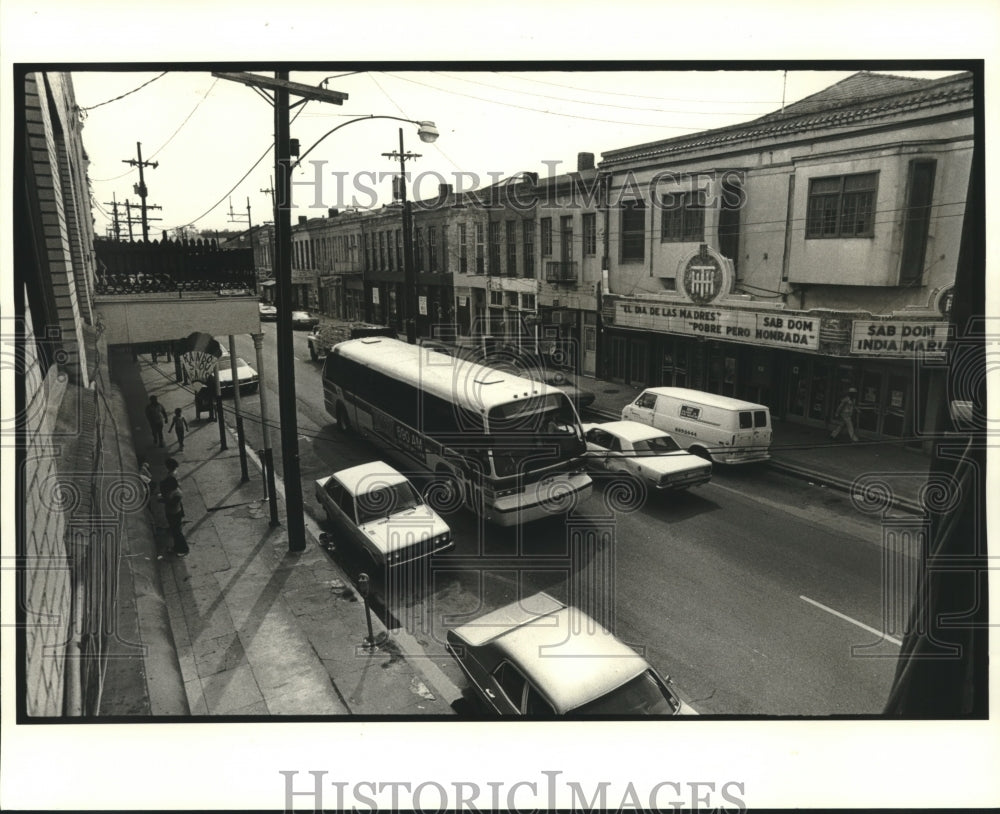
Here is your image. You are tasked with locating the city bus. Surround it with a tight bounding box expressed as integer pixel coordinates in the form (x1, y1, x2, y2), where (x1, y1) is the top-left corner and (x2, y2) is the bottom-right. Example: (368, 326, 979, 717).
(322, 337, 593, 526)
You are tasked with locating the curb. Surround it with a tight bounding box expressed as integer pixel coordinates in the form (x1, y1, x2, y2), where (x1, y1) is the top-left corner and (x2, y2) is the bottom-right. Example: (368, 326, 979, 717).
(766, 458, 926, 517)
(226, 419, 458, 715)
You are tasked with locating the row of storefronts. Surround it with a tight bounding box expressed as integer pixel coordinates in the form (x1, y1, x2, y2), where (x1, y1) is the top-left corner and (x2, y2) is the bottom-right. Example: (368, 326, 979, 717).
(602, 281, 952, 440)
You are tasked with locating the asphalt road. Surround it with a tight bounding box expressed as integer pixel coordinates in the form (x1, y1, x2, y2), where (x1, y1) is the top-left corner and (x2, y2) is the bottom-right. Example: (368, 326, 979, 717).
(224, 325, 912, 716)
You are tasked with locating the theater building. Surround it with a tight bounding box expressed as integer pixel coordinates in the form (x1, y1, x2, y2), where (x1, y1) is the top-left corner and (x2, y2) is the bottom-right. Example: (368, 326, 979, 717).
(599, 71, 973, 442)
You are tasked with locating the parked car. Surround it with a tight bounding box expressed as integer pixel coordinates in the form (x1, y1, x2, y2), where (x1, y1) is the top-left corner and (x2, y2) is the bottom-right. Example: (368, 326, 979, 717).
(258, 302, 277, 321)
(315, 461, 453, 569)
(216, 356, 259, 394)
(291, 310, 320, 330)
(447, 591, 696, 716)
(582, 420, 712, 490)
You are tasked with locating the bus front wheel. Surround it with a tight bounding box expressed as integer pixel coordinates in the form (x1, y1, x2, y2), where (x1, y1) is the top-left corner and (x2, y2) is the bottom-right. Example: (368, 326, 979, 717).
(336, 403, 351, 434)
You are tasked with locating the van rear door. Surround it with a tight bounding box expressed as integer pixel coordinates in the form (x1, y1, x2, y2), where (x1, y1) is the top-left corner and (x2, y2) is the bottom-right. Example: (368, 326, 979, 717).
(734, 408, 771, 455)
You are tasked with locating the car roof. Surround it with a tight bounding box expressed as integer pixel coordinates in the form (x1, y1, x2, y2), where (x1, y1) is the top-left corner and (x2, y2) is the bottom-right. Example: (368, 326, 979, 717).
(639, 387, 768, 411)
(333, 461, 409, 496)
(451, 592, 649, 713)
(586, 420, 669, 443)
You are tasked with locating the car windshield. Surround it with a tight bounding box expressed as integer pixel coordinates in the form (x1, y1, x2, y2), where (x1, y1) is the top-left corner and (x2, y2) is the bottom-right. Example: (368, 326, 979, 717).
(486, 394, 584, 477)
(571, 669, 681, 716)
(631, 435, 681, 455)
(355, 480, 423, 524)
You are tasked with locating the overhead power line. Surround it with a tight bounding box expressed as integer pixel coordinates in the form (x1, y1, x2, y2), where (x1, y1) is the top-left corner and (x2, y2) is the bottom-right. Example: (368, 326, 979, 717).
(493, 71, 784, 105)
(379, 72, 708, 130)
(79, 71, 168, 111)
(433, 72, 773, 117)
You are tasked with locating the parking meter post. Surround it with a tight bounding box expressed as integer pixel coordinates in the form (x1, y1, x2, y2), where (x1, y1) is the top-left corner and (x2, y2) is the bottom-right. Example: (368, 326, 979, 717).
(252, 332, 279, 526)
(358, 573, 376, 648)
(214, 367, 228, 450)
(228, 335, 250, 483)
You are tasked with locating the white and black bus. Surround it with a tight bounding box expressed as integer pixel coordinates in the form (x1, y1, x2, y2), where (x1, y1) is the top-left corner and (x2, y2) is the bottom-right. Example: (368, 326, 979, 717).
(322, 337, 593, 526)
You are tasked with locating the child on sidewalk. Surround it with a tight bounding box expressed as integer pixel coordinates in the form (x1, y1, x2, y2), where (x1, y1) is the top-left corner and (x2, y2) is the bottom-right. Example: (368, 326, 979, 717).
(167, 407, 189, 451)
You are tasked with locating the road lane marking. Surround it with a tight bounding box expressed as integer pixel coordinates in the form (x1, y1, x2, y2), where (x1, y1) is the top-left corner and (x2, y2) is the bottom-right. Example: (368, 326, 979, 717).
(799, 595, 902, 646)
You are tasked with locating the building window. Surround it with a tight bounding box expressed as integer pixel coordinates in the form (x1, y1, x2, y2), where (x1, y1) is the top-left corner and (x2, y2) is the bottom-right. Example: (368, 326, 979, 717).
(428, 226, 438, 272)
(475, 223, 485, 274)
(899, 160, 936, 286)
(522, 293, 535, 310)
(489, 221, 501, 274)
(415, 227, 424, 271)
(583, 212, 597, 256)
(806, 172, 878, 238)
(560, 215, 573, 261)
(541, 218, 552, 256)
(387, 230, 395, 270)
(378, 231, 386, 270)
(505, 220, 517, 277)
(621, 199, 646, 261)
(395, 229, 402, 270)
(660, 190, 705, 242)
(490, 290, 503, 306)
(364, 233, 371, 270)
(458, 223, 468, 274)
(522, 219, 535, 278)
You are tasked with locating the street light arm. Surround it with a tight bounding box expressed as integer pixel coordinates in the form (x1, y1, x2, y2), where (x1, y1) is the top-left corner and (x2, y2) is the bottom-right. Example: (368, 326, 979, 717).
(293, 114, 436, 168)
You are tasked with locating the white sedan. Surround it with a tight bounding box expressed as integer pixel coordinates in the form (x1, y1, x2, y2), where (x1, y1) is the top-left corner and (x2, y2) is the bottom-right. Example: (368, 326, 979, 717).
(216, 356, 259, 394)
(582, 420, 712, 490)
(315, 461, 453, 570)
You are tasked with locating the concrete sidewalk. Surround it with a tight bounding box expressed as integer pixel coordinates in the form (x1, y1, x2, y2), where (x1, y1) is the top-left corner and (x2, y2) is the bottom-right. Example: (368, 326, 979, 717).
(116, 351, 457, 716)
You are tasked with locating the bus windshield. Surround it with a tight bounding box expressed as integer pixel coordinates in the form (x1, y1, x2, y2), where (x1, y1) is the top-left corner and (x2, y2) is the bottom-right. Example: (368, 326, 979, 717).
(486, 394, 585, 477)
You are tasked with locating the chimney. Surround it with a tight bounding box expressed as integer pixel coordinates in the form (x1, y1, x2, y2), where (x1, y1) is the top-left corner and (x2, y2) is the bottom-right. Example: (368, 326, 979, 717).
(298, 216, 308, 226)
(577, 152, 595, 172)
(438, 183, 453, 198)
(328, 208, 339, 218)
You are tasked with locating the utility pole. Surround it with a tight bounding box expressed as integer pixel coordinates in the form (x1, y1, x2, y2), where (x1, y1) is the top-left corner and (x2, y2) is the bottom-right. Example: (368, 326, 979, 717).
(383, 129, 422, 344)
(122, 142, 159, 242)
(124, 198, 135, 242)
(102, 193, 123, 241)
(212, 70, 348, 555)
(123, 200, 162, 242)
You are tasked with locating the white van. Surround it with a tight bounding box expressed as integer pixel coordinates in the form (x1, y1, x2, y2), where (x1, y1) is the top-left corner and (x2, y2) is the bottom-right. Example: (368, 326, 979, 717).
(621, 387, 771, 464)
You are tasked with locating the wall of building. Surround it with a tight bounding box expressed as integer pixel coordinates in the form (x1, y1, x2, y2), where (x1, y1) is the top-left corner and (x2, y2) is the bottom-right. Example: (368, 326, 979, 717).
(20, 304, 74, 717)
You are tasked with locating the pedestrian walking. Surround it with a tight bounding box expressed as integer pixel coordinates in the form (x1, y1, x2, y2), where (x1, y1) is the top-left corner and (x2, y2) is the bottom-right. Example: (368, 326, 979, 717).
(145, 395, 168, 447)
(830, 387, 860, 442)
(167, 407, 189, 451)
(159, 475, 189, 557)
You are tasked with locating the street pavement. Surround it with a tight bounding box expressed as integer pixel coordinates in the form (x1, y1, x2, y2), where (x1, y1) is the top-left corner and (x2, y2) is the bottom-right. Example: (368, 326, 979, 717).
(105, 328, 941, 716)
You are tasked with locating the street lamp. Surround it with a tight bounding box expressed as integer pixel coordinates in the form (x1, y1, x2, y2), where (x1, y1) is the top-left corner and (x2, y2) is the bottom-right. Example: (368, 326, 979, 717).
(293, 115, 439, 344)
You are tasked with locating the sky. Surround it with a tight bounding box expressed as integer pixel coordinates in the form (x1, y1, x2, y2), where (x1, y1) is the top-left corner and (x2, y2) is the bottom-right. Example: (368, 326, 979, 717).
(71, 68, 964, 240)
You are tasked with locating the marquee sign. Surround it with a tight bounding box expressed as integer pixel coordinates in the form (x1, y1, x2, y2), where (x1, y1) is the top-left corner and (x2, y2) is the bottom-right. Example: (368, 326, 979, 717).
(851, 320, 950, 357)
(614, 301, 819, 351)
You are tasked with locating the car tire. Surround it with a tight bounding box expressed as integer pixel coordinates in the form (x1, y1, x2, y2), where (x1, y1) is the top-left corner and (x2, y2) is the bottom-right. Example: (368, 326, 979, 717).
(690, 446, 713, 462)
(336, 403, 351, 434)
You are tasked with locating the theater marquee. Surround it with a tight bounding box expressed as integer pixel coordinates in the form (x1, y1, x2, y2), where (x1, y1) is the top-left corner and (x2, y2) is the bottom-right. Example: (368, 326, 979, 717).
(613, 301, 820, 351)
